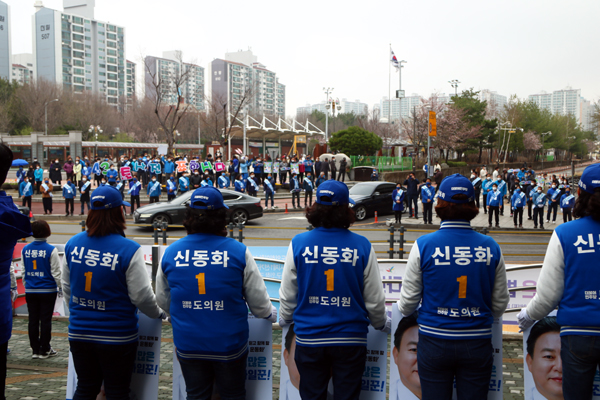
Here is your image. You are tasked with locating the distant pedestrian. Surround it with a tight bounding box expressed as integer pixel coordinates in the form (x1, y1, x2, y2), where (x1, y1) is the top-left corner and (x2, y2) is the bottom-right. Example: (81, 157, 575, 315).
(40, 178, 54, 215)
(49, 159, 62, 185)
(338, 157, 347, 182)
(303, 172, 314, 207)
(78, 176, 91, 215)
(62, 179, 76, 217)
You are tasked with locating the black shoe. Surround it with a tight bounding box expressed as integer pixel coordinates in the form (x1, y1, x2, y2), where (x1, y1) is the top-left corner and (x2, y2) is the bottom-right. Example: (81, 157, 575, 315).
(489, 224, 492, 228)
(528, 217, 532, 220)
(495, 224, 500, 228)
(534, 225, 538, 229)
(39, 348, 57, 359)
(540, 225, 545, 230)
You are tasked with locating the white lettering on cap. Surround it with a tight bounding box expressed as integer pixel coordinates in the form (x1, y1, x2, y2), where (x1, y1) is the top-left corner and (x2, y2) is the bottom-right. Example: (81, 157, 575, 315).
(92, 196, 105, 200)
(320, 190, 335, 195)
(592, 180, 600, 184)
(438, 191, 446, 199)
(451, 187, 468, 191)
(194, 195, 209, 200)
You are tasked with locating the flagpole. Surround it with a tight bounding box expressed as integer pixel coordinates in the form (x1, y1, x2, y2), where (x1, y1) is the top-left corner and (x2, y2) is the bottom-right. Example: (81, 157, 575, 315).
(388, 43, 391, 125)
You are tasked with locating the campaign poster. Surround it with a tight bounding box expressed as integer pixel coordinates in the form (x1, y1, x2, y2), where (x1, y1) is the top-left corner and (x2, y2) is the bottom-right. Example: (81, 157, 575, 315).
(172, 314, 273, 400)
(189, 160, 200, 173)
(175, 160, 188, 173)
(389, 303, 503, 399)
(120, 166, 133, 181)
(279, 325, 387, 400)
(215, 162, 226, 172)
(273, 162, 280, 172)
(201, 161, 213, 173)
(291, 163, 299, 174)
(66, 312, 162, 400)
(264, 162, 273, 174)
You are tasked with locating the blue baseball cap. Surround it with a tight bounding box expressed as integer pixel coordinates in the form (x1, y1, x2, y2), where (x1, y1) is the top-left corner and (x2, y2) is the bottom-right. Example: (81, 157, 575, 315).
(316, 180, 355, 206)
(436, 174, 475, 204)
(578, 164, 600, 194)
(90, 185, 130, 210)
(189, 187, 229, 210)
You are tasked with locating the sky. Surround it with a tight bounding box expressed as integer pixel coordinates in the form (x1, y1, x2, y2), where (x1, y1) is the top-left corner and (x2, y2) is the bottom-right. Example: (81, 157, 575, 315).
(8, 0, 600, 117)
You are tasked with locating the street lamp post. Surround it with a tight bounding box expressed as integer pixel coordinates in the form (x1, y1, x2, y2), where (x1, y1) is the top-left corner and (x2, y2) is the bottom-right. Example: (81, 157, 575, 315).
(88, 125, 103, 159)
(540, 131, 551, 170)
(323, 87, 333, 143)
(44, 99, 59, 136)
(197, 110, 202, 157)
(449, 80, 460, 96)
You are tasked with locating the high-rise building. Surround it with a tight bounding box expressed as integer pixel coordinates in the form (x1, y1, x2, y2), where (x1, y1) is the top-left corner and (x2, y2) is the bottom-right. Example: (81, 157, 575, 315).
(528, 88, 588, 126)
(12, 64, 33, 85)
(0, 1, 11, 81)
(210, 50, 285, 117)
(144, 51, 205, 111)
(296, 98, 367, 117)
(32, 1, 127, 106)
(126, 59, 135, 105)
(479, 89, 507, 110)
(380, 95, 424, 122)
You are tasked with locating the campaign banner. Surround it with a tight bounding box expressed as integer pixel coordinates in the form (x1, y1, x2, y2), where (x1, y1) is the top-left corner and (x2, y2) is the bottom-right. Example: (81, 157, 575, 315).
(273, 162, 280, 172)
(189, 160, 200, 172)
(99, 161, 111, 176)
(66, 312, 162, 400)
(172, 315, 273, 400)
(264, 162, 273, 173)
(389, 303, 503, 399)
(175, 160, 188, 173)
(120, 166, 133, 181)
(215, 162, 226, 172)
(149, 162, 162, 175)
(201, 161, 213, 172)
(291, 163, 299, 174)
(279, 325, 387, 400)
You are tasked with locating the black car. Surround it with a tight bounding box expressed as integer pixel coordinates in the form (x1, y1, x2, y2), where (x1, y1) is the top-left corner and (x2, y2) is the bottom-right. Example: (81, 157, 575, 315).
(133, 189, 263, 226)
(349, 181, 408, 221)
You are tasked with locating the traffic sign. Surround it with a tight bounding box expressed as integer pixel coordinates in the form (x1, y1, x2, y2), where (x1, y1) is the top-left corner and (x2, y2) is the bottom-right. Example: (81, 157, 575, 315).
(396, 90, 405, 99)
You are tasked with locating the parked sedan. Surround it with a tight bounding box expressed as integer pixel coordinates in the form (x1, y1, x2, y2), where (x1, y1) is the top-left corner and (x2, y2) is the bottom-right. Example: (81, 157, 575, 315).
(349, 181, 408, 221)
(133, 189, 263, 226)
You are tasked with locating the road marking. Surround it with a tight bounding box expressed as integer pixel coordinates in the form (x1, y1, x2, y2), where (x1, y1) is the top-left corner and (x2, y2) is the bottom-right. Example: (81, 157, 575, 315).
(278, 217, 306, 220)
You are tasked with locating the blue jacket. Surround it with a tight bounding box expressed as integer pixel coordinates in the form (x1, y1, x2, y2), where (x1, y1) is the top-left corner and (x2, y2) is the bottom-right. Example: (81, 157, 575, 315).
(128, 179, 142, 196)
(22, 240, 58, 293)
(560, 192, 575, 209)
(0, 191, 32, 343)
(289, 177, 301, 192)
(19, 181, 33, 197)
(264, 177, 276, 194)
(178, 176, 189, 192)
(62, 182, 76, 199)
(532, 190, 547, 208)
(413, 220, 503, 339)
(218, 175, 230, 189)
(511, 190, 526, 209)
(494, 179, 507, 197)
(487, 190, 502, 207)
(106, 169, 118, 183)
(303, 160, 313, 172)
(547, 187, 561, 203)
(316, 176, 326, 187)
(392, 188, 405, 211)
(247, 177, 259, 192)
(82, 166, 91, 179)
(234, 179, 245, 193)
(253, 161, 263, 174)
(421, 184, 434, 203)
(147, 180, 162, 197)
(34, 168, 44, 182)
(163, 158, 175, 174)
(166, 178, 177, 195)
(482, 178, 494, 195)
(16, 167, 25, 182)
(302, 177, 314, 192)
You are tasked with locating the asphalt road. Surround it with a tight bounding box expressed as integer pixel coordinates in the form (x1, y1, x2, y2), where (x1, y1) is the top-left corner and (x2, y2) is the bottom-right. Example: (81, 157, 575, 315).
(42, 212, 552, 265)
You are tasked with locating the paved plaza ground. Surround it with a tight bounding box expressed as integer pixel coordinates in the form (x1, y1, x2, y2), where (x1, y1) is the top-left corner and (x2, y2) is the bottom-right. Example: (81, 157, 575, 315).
(4, 317, 527, 400)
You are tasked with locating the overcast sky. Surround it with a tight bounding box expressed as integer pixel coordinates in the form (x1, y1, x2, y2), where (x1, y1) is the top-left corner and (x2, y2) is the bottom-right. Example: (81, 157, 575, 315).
(9, 0, 600, 117)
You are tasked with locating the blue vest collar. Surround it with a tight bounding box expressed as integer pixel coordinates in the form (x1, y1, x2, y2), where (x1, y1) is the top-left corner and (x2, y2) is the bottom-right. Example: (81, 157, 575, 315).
(439, 220, 472, 230)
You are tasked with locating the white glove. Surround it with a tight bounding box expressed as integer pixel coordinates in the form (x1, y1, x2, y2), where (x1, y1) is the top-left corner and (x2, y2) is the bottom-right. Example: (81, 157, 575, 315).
(517, 309, 535, 332)
(265, 305, 277, 323)
(375, 316, 392, 334)
(10, 288, 18, 303)
(278, 314, 292, 328)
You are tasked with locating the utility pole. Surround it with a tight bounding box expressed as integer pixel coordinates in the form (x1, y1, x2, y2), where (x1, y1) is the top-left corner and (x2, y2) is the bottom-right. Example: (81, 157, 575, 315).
(323, 87, 333, 143)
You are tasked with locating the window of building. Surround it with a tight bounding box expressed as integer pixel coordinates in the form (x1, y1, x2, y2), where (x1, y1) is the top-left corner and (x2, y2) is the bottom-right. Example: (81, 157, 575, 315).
(73, 42, 84, 50)
(107, 73, 117, 80)
(107, 32, 117, 40)
(73, 16, 83, 25)
(73, 25, 84, 33)
(73, 33, 84, 41)
(74, 68, 84, 75)
(107, 57, 117, 64)
(108, 81, 117, 88)
(107, 65, 117, 72)
(74, 59, 84, 67)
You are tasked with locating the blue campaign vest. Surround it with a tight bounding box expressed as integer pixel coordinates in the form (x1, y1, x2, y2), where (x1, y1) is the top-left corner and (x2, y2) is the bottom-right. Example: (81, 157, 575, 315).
(556, 217, 600, 336)
(511, 191, 526, 208)
(291, 227, 373, 347)
(235, 180, 245, 192)
(487, 191, 501, 207)
(161, 233, 250, 360)
(421, 185, 433, 203)
(482, 179, 494, 194)
(392, 189, 405, 211)
(64, 232, 141, 344)
(148, 181, 161, 196)
(179, 177, 189, 191)
(128, 180, 141, 195)
(22, 241, 57, 293)
(416, 221, 502, 339)
(561, 194, 575, 209)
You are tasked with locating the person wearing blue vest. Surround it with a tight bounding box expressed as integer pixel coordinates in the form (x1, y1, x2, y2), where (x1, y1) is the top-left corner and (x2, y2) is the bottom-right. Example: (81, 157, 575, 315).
(470, 172, 482, 209)
(128, 176, 142, 215)
(166, 175, 178, 201)
(62, 185, 164, 399)
(179, 173, 190, 195)
(532, 186, 547, 229)
(400, 173, 509, 400)
(304, 156, 314, 182)
(264, 173, 276, 209)
(494, 176, 507, 216)
(546, 182, 561, 224)
(303, 172, 314, 208)
(511, 183, 527, 229)
(16, 166, 25, 183)
(218, 171, 230, 189)
(279, 180, 389, 400)
(62, 179, 76, 217)
(560, 185, 575, 223)
(253, 157, 264, 185)
(421, 178, 434, 224)
(316, 171, 326, 188)
(0, 144, 32, 400)
(290, 172, 301, 209)
(19, 175, 34, 211)
(201, 173, 213, 187)
(247, 173, 259, 197)
(21, 220, 61, 359)
(234, 174, 246, 193)
(487, 183, 501, 228)
(156, 187, 275, 400)
(147, 175, 162, 203)
(78, 176, 92, 215)
(392, 182, 405, 224)
(518, 163, 600, 399)
(482, 174, 493, 214)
